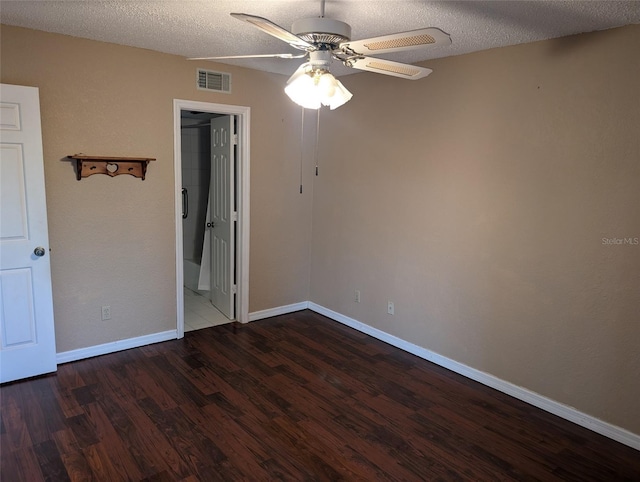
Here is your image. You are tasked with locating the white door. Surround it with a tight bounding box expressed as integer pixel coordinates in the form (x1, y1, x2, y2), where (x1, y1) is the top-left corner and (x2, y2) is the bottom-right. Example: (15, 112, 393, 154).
(0, 84, 57, 383)
(209, 116, 235, 319)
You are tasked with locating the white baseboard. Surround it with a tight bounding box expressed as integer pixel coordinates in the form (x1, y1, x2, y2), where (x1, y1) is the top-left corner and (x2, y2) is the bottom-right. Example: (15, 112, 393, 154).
(308, 302, 640, 451)
(55, 299, 310, 365)
(248, 301, 309, 322)
(56, 330, 177, 364)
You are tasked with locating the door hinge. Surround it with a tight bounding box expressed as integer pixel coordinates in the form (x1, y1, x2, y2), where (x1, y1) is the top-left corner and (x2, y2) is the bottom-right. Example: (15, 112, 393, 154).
(232, 211, 238, 222)
(232, 134, 238, 145)
(232, 284, 237, 294)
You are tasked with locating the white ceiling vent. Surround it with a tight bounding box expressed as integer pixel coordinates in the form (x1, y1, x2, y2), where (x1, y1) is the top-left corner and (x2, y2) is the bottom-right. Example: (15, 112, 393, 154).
(197, 69, 231, 93)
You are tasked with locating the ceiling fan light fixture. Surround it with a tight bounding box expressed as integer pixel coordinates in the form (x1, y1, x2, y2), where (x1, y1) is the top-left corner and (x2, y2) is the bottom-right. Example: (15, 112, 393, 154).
(327, 78, 353, 110)
(317, 72, 337, 97)
(285, 64, 352, 110)
(285, 63, 320, 109)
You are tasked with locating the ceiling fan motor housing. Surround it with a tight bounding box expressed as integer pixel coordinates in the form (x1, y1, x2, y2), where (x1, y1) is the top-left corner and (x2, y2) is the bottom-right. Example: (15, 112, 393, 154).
(307, 50, 333, 69)
(291, 17, 351, 47)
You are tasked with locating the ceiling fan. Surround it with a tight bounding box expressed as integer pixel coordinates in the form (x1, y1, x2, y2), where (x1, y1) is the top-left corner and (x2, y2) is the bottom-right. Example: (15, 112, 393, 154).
(190, 0, 451, 109)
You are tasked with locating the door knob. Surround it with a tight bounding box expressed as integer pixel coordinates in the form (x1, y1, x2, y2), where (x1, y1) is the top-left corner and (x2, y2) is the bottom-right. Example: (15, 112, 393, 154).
(207, 222, 215, 228)
(34, 246, 46, 257)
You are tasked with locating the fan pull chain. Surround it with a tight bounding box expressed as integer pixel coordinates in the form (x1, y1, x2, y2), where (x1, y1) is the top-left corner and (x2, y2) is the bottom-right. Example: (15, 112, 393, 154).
(299, 107, 305, 193)
(315, 108, 320, 176)
(320, 0, 325, 17)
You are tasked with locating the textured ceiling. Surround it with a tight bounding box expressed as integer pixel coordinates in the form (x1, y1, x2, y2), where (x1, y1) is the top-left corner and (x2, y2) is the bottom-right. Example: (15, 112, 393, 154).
(2, 1, 639, 77)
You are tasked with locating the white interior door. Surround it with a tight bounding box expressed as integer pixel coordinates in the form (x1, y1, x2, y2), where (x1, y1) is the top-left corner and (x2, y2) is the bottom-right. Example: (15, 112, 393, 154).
(0, 84, 57, 383)
(209, 115, 235, 319)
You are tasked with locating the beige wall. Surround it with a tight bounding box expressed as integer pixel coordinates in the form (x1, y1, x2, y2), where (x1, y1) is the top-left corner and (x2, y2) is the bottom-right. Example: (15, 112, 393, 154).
(310, 25, 640, 435)
(1, 25, 314, 352)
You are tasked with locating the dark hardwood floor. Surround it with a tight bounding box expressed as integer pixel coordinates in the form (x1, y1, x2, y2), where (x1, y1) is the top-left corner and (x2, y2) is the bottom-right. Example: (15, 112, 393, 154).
(1, 310, 638, 481)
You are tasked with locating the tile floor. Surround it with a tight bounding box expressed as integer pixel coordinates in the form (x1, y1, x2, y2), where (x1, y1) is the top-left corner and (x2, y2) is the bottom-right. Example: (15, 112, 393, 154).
(184, 287, 231, 332)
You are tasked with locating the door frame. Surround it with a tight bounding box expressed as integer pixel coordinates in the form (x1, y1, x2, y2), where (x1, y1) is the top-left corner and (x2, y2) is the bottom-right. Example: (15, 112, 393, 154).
(173, 99, 250, 338)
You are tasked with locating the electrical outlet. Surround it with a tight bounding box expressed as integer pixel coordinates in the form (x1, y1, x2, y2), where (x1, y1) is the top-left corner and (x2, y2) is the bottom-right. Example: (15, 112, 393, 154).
(387, 301, 394, 315)
(355, 290, 361, 303)
(101, 305, 111, 321)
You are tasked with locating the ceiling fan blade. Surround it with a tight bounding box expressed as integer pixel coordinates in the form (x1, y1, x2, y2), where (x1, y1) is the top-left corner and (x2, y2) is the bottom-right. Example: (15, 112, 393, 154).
(230, 13, 314, 51)
(189, 53, 306, 60)
(347, 57, 433, 80)
(340, 27, 451, 55)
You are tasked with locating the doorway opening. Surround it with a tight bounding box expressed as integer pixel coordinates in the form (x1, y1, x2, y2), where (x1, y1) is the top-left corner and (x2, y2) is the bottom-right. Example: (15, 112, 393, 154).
(173, 100, 250, 338)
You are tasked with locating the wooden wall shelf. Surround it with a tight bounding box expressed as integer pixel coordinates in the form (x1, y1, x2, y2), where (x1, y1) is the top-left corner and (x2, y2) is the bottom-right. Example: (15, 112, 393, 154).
(68, 154, 156, 180)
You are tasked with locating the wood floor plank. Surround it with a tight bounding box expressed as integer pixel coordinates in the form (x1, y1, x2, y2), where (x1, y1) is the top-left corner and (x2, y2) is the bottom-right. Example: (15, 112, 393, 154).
(190, 402, 281, 480)
(81, 442, 126, 482)
(110, 398, 191, 479)
(51, 428, 96, 482)
(82, 402, 145, 480)
(1, 309, 638, 480)
(0, 389, 34, 452)
(126, 361, 180, 410)
(33, 439, 71, 481)
(17, 378, 64, 447)
(5, 444, 46, 482)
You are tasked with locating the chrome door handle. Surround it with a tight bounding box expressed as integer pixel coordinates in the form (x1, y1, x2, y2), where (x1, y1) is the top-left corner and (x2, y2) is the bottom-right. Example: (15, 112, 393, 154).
(34, 246, 46, 257)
